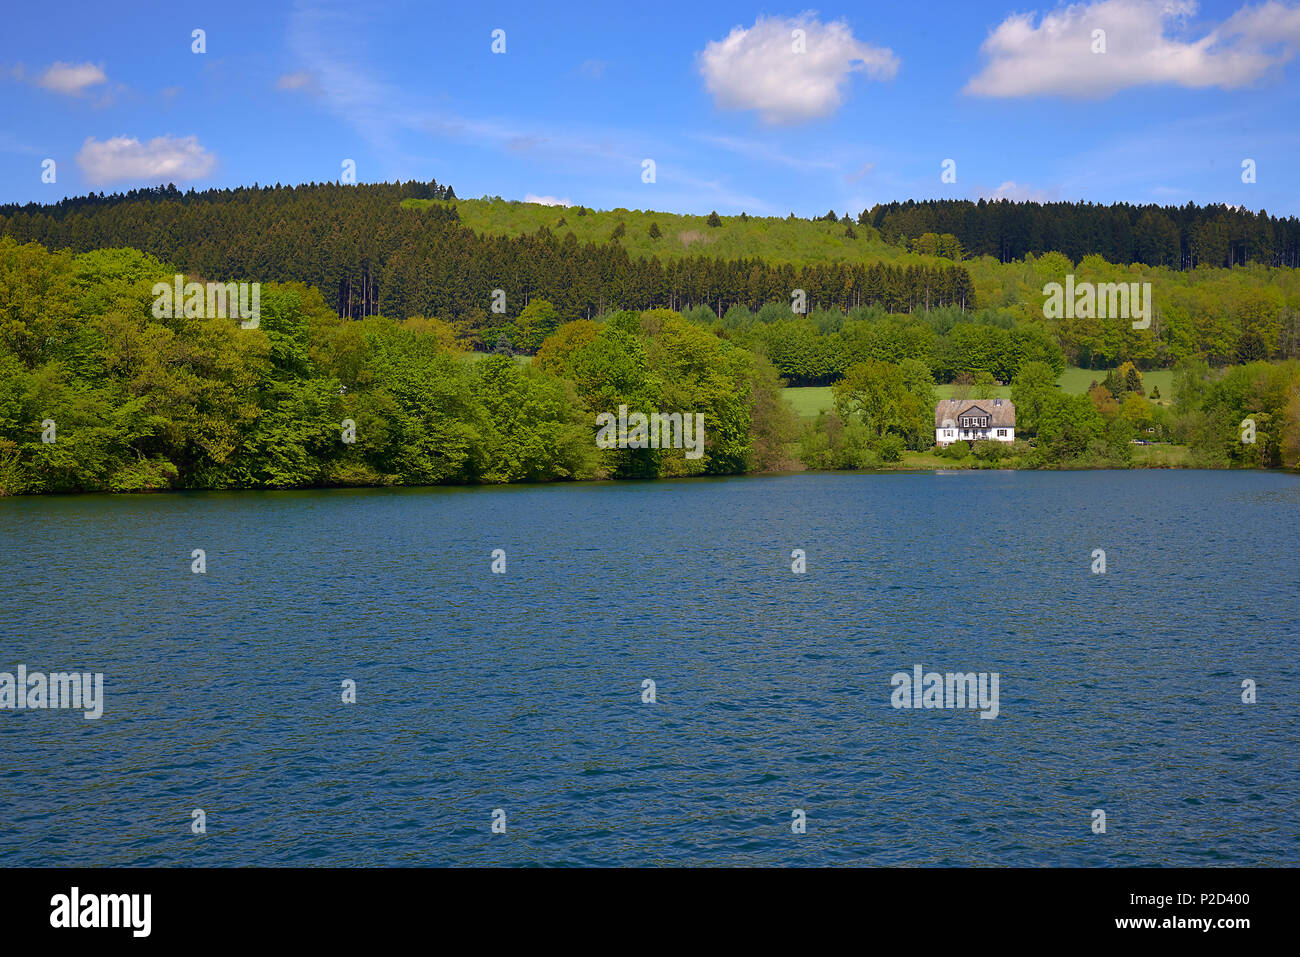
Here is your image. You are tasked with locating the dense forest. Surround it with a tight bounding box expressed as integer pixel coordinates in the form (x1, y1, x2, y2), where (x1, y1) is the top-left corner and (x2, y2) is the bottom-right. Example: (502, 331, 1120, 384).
(866, 199, 1300, 268)
(0, 182, 974, 326)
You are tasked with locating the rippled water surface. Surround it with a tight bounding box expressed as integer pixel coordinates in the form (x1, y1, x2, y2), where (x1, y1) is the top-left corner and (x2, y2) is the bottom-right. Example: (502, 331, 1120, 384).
(1, 470, 1297, 865)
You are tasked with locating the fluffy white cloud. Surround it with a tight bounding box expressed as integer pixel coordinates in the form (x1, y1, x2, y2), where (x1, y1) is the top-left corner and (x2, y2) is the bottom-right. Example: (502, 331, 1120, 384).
(76, 135, 216, 184)
(698, 14, 898, 124)
(524, 194, 571, 207)
(966, 0, 1300, 98)
(37, 62, 107, 95)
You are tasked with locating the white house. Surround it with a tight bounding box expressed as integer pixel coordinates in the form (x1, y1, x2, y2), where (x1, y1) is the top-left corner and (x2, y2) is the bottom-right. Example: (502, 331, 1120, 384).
(935, 398, 1015, 447)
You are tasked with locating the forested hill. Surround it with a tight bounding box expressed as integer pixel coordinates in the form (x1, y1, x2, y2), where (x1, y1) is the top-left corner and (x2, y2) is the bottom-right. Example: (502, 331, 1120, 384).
(2, 183, 1298, 354)
(6, 183, 1298, 270)
(0, 182, 974, 323)
(867, 199, 1300, 269)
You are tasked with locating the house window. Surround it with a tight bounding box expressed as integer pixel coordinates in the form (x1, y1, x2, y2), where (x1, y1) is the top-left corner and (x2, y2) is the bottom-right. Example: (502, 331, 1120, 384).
(997, 429, 1007, 437)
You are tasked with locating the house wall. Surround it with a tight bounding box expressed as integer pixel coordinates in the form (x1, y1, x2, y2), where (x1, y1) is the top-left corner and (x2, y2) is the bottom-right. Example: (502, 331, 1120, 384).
(935, 427, 1014, 446)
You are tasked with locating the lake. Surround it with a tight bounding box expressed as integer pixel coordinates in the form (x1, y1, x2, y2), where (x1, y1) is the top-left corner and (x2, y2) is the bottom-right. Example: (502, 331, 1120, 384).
(1, 470, 1297, 865)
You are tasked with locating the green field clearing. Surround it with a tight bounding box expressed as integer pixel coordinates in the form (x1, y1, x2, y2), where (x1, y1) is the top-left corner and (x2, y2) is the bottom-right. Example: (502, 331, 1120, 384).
(403, 197, 934, 267)
(782, 385, 835, 418)
(1056, 366, 1173, 399)
(901, 450, 960, 469)
(1130, 442, 1192, 467)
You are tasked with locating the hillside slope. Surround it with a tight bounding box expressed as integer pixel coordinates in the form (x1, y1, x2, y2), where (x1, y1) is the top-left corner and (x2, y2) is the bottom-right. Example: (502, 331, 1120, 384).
(402, 197, 931, 267)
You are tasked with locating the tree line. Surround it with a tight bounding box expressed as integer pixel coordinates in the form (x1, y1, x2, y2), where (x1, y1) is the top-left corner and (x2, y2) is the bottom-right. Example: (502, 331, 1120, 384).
(676, 302, 1063, 387)
(0, 182, 974, 331)
(866, 199, 1300, 268)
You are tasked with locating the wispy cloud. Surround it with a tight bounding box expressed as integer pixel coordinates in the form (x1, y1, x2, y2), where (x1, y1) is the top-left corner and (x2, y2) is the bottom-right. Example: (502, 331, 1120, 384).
(0, 131, 45, 156)
(276, 71, 319, 93)
(845, 161, 875, 183)
(691, 132, 842, 173)
(284, 0, 770, 212)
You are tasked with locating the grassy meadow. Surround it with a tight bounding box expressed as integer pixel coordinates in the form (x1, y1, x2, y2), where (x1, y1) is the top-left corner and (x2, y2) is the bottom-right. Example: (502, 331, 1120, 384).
(404, 197, 928, 267)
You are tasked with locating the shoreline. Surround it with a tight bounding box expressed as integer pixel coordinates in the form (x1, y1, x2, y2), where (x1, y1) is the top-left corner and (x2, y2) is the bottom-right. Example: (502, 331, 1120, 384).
(2, 460, 1297, 500)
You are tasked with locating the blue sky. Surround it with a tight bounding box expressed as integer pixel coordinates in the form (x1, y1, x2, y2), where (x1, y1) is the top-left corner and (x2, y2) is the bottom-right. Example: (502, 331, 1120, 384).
(3, 0, 1300, 217)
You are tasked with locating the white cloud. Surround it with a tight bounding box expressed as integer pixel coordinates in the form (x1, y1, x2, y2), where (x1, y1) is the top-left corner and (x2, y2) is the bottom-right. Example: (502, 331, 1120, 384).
(698, 14, 898, 124)
(37, 61, 107, 96)
(76, 135, 216, 184)
(524, 194, 572, 207)
(276, 71, 318, 92)
(966, 0, 1300, 98)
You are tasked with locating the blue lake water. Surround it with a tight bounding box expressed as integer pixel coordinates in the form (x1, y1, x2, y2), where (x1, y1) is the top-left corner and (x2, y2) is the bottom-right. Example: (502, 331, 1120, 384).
(1, 470, 1297, 866)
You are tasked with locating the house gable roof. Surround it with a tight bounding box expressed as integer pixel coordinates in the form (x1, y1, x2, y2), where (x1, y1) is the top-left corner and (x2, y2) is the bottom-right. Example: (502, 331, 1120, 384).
(935, 398, 1016, 428)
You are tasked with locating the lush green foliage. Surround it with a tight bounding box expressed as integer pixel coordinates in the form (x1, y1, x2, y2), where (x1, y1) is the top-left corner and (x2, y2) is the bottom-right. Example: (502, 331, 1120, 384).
(1170, 358, 1300, 468)
(699, 302, 1063, 386)
(0, 237, 775, 493)
(1007, 353, 1300, 468)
